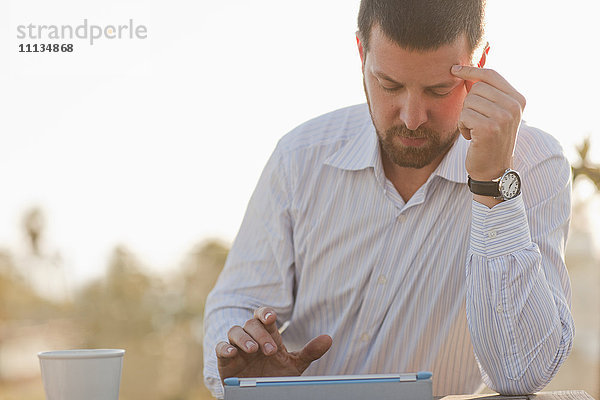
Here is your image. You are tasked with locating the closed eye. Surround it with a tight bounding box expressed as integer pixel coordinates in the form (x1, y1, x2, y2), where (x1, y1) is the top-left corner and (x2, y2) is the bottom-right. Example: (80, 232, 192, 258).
(428, 90, 452, 98)
(380, 83, 404, 93)
(427, 82, 461, 98)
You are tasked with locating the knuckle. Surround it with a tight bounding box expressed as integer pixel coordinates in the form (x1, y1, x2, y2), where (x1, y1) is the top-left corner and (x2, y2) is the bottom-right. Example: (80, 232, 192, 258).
(487, 68, 499, 79)
(508, 101, 522, 117)
(518, 93, 527, 109)
(489, 121, 502, 134)
(470, 81, 483, 92)
(498, 109, 512, 123)
(462, 108, 475, 120)
(463, 96, 474, 108)
(243, 319, 257, 331)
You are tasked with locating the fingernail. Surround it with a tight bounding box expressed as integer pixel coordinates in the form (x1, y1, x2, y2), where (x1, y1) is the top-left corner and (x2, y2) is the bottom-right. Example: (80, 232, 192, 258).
(227, 347, 234, 353)
(264, 343, 275, 354)
(245, 341, 256, 350)
(265, 312, 273, 320)
(452, 65, 462, 72)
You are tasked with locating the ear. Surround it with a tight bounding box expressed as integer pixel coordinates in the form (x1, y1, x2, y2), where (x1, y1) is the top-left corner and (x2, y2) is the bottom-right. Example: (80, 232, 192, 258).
(356, 31, 365, 71)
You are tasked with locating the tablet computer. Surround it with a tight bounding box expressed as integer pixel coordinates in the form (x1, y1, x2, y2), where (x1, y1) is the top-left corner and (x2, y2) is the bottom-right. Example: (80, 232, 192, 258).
(224, 371, 433, 400)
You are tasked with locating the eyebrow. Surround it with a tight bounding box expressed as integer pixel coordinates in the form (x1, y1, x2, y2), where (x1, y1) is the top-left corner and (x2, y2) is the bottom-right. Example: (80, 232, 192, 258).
(373, 70, 459, 90)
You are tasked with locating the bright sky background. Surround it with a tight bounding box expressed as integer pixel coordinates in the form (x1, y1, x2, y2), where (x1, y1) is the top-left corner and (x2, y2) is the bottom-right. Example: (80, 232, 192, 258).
(1, 0, 599, 286)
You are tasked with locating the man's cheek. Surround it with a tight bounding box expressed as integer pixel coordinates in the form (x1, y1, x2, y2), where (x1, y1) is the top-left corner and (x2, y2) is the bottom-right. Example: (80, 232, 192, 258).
(436, 96, 464, 123)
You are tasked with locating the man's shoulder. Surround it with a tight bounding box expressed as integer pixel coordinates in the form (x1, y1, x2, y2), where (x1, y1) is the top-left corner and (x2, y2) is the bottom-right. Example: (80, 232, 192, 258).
(514, 121, 567, 170)
(275, 103, 370, 155)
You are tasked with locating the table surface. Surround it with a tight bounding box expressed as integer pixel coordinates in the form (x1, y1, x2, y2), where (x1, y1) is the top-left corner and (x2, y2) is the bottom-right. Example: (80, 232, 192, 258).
(437, 391, 595, 400)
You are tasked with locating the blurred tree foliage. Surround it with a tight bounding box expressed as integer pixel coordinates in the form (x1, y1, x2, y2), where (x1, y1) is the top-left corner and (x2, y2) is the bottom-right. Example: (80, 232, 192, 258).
(74, 246, 162, 399)
(0, 239, 227, 400)
(0, 251, 62, 322)
(71, 241, 228, 400)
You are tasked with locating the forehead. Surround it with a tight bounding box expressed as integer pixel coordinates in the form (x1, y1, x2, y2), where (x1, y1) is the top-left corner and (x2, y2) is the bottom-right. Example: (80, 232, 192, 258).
(366, 25, 472, 86)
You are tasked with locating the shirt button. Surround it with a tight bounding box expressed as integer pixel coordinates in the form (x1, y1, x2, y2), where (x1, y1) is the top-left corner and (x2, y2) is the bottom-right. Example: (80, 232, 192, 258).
(496, 304, 503, 313)
(488, 230, 497, 239)
(360, 333, 370, 342)
(397, 214, 406, 222)
(377, 275, 388, 285)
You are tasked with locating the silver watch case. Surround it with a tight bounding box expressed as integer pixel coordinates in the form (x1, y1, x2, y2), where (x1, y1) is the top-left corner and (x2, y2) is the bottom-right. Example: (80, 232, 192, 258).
(495, 168, 521, 201)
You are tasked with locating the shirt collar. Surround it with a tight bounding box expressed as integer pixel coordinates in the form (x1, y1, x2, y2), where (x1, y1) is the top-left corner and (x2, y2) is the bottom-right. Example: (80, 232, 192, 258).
(324, 116, 469, 184)
(431, 134, 469, 184)
(324, 119, 380, 171)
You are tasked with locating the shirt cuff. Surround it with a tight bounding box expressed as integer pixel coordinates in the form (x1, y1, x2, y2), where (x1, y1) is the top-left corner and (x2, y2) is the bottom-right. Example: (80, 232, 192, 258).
(205, 375, 224, 399)
(470, 195, 532, 259)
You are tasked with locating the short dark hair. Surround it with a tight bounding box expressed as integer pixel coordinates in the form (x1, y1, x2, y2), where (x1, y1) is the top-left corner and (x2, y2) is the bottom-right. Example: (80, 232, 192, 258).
(358, 0, 485, 56)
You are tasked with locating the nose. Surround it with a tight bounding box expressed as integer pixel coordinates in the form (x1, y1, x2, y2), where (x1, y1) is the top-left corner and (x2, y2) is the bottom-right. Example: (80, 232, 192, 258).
(399, 93, 428, 131)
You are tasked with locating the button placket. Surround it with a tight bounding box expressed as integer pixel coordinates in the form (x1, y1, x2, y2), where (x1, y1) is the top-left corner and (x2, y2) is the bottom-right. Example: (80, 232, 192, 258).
(343, 220, 409, 372)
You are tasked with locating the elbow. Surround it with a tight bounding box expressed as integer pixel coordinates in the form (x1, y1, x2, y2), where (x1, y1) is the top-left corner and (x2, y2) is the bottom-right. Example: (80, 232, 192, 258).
(485, 373, 547, 396)
(483, 338, 574, 396)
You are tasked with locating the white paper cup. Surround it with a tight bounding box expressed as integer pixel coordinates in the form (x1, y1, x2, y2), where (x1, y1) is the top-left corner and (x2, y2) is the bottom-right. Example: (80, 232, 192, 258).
(38, 349, 125, 400)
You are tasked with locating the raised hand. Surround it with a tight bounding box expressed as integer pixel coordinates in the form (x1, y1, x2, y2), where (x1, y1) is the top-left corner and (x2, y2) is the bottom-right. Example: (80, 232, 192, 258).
(451, 65, 526, 182)
(216, 307, 332, 384)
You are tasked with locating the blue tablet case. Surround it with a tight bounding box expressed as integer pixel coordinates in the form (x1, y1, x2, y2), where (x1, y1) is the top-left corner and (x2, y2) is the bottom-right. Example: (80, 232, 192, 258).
(224, 371, 433, 400)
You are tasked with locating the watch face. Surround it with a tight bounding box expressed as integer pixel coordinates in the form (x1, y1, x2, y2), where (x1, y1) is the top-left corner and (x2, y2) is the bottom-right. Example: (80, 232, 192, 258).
(500, 171, 521, 199)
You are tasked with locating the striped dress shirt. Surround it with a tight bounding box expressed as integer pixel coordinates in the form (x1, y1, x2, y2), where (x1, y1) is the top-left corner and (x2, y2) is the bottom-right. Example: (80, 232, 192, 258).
(203, 103, 574, 399)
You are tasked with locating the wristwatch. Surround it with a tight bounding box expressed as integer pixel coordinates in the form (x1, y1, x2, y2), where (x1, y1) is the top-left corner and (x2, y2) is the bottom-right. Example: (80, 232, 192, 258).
(467, 168, 521, 201)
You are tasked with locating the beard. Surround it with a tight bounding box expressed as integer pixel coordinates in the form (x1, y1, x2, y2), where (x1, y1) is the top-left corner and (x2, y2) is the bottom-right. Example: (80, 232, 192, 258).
(377, 124, 459, 169)
(364, 78, 459, 169)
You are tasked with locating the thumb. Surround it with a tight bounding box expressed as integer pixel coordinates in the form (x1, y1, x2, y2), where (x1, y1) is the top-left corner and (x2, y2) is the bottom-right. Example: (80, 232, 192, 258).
(458, 120, 472, 141)
(296, 335, 333, 372)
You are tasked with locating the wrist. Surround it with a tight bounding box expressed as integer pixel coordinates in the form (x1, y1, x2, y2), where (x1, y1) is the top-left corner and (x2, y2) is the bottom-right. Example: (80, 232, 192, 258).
(467, 168, 521, 203)
(468, 166, 511, 182)
(468, 159, 513, 181)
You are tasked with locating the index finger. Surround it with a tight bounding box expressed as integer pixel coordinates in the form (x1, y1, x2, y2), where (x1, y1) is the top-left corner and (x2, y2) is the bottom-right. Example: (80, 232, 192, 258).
(451, 65, 517, 94)
(253, 307, 279, 335)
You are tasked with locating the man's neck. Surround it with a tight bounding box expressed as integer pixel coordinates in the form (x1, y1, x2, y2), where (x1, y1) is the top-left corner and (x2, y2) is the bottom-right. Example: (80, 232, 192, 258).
(380, 145, 449, 203)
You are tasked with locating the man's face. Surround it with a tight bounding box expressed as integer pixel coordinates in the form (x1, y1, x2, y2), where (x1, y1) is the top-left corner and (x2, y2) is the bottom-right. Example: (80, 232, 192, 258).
(361, 26, 472, 169)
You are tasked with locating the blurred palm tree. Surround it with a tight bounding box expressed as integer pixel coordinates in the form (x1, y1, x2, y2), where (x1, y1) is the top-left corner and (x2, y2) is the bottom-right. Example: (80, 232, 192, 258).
(572, 136, 600, 190)
(22, 208, 44, 257)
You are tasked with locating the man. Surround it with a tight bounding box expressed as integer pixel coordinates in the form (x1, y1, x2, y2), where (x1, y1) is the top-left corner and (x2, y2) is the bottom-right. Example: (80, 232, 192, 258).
(203, 1, 574, 398)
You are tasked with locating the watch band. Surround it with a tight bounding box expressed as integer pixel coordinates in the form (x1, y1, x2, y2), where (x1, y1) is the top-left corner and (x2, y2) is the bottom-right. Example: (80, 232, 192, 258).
(467, 176, 501, 197)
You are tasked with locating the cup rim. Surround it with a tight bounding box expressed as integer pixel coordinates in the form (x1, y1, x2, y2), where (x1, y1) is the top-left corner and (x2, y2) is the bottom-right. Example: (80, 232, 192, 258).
(38, 349, 125, 359)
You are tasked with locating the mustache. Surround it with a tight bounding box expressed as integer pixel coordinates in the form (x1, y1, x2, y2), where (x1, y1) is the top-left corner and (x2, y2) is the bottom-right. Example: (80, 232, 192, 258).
(386, 125, 436, 139)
